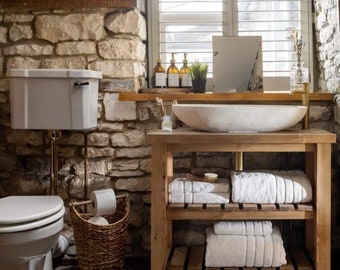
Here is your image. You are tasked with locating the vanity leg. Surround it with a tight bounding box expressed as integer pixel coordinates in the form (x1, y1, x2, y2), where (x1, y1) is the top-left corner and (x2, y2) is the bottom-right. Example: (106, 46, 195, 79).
(151, 143, 169, 270)
(314, 143, 331, 269)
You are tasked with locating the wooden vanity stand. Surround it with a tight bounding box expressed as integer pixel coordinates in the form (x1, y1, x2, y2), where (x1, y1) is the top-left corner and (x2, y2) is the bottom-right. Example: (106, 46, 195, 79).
(148, 128, 336, 270)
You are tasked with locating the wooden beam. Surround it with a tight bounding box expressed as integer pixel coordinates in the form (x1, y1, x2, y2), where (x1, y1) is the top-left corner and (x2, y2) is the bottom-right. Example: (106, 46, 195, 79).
(0, 0, 137, 9)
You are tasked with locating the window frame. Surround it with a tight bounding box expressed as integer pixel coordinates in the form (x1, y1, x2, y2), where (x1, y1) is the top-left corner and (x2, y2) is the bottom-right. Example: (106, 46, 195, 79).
(147, 0, 314, 92)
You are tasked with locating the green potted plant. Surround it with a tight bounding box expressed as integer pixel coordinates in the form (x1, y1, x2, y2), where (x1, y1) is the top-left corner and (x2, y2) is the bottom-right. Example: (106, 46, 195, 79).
(190, 60, 208, 93)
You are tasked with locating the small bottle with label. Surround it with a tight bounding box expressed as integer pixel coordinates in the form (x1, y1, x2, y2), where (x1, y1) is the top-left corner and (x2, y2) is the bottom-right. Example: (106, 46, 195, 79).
(161, 115, 172, 132)
(167, 53, 180, 88)
(179, 53, 192, 88)
(153, 53, 166, 88)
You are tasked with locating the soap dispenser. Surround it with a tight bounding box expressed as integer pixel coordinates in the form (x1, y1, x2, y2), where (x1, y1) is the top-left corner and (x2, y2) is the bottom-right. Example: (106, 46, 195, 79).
(179, 53, 192, 88)
(167, 53, 179, 87)
(153, 52, 166, 88)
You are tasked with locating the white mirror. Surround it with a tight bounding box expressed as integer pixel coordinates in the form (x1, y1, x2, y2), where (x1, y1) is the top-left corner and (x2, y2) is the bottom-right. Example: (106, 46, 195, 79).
(212, 36, 263, 93)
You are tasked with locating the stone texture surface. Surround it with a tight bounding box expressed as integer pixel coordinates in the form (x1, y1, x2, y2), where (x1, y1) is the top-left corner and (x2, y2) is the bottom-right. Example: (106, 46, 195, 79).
(0, 2, 338, 260)
(35, 14, 106, 43)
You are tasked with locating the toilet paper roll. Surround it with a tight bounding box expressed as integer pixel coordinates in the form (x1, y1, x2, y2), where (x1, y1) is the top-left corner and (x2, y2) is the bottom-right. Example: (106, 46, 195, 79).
(88, 216, 109, 225)
(90, 189, 117, 216)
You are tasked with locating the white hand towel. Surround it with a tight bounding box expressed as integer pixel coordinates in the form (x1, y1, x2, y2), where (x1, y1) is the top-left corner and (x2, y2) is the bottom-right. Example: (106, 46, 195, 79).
(205, 227, 247, 267)
(283, 171, 294, 203)
(193, 192, 230, 203)
(205, 226, 286, 268)
(192, 178, 230, 193)
(273, 170, 285, 203)
(272, 227, 287, 267)
(263, 232, 274, 267)
(168, 178, 185, 193)
(231, 170, 312, 204)
(168, 192, 230, 203)
(245, 235, 256, 267)
(254, 235, 265, 267)
(214, 221, 272, 236)
(168, 178, 230, 194)
(294, 170, 312, 203)
(231, 171, 277, 203)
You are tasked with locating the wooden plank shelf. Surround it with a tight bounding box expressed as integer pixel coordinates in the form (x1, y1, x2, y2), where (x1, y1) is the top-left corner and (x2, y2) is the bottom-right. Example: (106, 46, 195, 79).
(167, 203, 314, 220)
(167, 245, 313, 270)
(119, 92, 334, 102)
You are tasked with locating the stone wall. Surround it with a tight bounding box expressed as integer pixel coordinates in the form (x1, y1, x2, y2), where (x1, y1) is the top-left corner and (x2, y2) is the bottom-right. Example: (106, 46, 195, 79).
(0, 5, 154, 255)
(0, 0, 339, 259)
(314, 0, 340, 93)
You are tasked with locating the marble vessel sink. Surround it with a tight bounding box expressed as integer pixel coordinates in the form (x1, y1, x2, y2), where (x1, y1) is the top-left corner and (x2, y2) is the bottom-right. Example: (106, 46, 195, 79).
(172, 104, 307, 132)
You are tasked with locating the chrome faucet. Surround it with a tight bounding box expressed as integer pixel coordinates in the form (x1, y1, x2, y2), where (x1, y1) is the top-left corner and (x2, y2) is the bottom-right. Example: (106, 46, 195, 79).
(290, 82, 310, 129)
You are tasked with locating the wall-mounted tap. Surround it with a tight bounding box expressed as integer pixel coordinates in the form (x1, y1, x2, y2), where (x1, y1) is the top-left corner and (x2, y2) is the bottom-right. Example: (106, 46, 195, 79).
(290, 82, 310, 129)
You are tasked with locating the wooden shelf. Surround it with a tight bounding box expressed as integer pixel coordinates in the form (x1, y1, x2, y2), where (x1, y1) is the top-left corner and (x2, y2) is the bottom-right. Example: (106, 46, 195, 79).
(119, 91, 334, 102)
(148, 128, 336, 270)
(167, 245, 313, 270)
(167, 203, 314, 220)
(0, 0, 137, 9)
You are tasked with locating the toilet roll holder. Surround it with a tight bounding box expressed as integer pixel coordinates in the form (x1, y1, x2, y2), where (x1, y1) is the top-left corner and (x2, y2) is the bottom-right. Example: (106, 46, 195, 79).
(71, 194, 125, 208)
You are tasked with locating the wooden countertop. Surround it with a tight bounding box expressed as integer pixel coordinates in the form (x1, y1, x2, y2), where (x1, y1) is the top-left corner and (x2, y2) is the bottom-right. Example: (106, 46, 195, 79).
(147, 128, 336, 145)
(120, 92, 334, 102)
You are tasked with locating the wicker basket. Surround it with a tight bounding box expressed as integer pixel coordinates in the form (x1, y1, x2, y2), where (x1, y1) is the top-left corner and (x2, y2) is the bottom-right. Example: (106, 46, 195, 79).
(70, 194, 130, 270)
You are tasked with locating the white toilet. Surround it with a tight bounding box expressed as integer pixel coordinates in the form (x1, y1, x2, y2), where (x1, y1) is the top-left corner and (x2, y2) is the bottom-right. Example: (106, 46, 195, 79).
(0, 196, 65, 270)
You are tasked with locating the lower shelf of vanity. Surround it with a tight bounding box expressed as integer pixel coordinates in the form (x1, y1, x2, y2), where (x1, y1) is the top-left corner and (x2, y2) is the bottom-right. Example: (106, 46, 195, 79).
(167, 245, 313, 270)
(167, 203, 314, 220)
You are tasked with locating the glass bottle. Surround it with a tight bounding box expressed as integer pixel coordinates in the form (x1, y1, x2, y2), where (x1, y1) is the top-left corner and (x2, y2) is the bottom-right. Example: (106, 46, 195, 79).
(167, 53, 179, 87)
(161, 115, 172, 132)
(153, 52, 166, 88)
(290, 62, 308, 91)
(179, 53, 192, 88)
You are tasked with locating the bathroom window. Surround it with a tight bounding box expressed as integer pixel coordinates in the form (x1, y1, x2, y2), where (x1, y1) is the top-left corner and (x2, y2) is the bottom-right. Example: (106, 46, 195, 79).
(148, 0, 313, 91)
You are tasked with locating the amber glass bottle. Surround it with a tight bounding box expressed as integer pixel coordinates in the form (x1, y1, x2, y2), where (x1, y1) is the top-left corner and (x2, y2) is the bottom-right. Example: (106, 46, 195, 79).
(179, 53, 191, 87)
(167, 53, 179, 87)
(153, 53, 166, 88)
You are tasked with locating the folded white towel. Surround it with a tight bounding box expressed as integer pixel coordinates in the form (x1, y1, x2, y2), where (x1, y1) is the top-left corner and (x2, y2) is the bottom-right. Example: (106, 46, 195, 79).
(168, 192, 230, 203)
(231, 170, 312, 204)
(214, 221, 272, 236)
(168, 177, 230, 194)
(205, 226, 286, 267)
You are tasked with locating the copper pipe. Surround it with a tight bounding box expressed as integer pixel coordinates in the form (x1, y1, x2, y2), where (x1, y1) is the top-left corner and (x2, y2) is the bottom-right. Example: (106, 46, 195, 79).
(234, 152, 243, 171)
(48, 130, 61, 195)
(84, 132, 88, 200)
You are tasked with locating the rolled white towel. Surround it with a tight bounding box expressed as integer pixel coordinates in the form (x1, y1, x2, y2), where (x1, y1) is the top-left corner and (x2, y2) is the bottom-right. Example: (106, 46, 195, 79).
(168, 178, 230, 194)
(231, 170, 312, 204)
(205, 226, 286, 268)
(168, 192, 230, 203)
(214, 221, 272, 236)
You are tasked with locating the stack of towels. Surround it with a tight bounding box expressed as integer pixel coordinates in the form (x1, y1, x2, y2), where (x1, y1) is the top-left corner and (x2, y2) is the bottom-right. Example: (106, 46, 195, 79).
(231, 170, 312, 204)
(168, 177, 230, 203)
(205, 221, 287, 268)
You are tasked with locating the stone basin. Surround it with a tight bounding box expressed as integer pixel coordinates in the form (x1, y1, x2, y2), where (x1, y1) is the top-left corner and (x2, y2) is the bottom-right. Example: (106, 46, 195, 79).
(172, 104, 307, 133)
